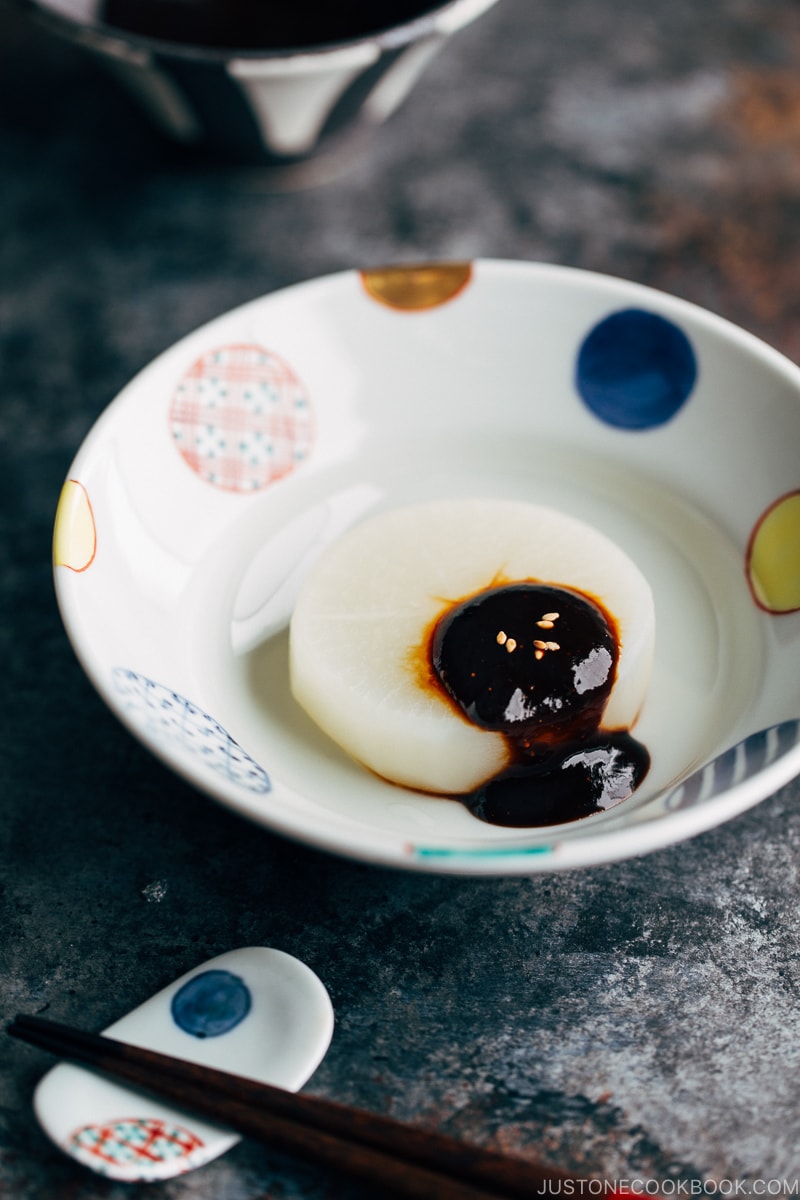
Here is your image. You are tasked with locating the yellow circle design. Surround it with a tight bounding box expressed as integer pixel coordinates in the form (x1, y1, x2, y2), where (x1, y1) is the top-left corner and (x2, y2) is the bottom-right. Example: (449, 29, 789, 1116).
(360, 262, 473, 311)
(746, 490, 800, 613)
(53, 479, 96, 572)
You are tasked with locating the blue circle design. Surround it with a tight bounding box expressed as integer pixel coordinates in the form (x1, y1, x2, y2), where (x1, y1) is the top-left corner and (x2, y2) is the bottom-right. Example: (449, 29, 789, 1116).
(576, 308, 697, 429)
(171, 969, 252, 1038)
(112, 669, 271, 795)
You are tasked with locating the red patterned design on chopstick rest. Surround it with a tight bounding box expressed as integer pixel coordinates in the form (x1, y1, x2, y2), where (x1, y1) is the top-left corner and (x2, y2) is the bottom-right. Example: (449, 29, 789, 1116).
(69, 1116, 204, 1177)
(169, 344, 315, 493)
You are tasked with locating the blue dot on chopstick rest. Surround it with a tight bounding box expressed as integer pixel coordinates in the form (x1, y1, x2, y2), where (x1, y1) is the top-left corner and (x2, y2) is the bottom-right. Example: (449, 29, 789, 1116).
(171, 970, 252, 1038)
(576, 308, 697, 429)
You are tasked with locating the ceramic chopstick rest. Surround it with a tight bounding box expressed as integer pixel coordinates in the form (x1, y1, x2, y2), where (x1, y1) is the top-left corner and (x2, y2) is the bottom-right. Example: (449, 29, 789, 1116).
(32, 947, 334, 1181)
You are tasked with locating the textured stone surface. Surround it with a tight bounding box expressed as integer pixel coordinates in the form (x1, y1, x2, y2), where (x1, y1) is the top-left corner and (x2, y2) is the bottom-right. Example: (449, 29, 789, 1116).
(2, 0, 800, 1195)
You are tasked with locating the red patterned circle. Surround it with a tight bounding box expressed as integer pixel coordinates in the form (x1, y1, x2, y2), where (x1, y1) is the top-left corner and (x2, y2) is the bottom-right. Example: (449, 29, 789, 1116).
(169, 344, 314, 492)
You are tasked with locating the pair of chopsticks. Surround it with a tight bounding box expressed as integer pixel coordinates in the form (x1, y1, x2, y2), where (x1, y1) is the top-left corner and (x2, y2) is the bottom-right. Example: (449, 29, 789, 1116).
(8, 1013, 598, 1200)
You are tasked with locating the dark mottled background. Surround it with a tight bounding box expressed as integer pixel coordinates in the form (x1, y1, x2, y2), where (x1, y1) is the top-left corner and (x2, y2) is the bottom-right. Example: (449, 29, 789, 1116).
(2, 0, 800, 1196)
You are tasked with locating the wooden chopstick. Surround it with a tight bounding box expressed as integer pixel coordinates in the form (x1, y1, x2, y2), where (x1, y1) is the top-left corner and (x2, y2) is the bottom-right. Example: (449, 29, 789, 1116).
(8, 1013, 587, 1200)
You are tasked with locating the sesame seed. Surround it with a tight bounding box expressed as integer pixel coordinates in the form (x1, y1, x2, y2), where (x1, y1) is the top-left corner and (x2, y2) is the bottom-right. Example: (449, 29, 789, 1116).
(506, 638, 517, 653)
(546, 641, 560, 651)
(542, 612, 560, 621)
(496, 631, 507, 645)
(534, 640, 547, 650)
(536, 620, 555, 629)
(535, 649, 544, 660)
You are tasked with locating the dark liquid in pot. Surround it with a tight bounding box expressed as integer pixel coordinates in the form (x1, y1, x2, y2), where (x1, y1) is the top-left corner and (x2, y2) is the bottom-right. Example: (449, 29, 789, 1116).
(100, 0, 445, 49)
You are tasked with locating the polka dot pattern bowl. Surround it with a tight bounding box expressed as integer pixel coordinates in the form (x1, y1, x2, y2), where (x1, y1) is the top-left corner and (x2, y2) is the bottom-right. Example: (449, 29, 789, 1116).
(53, 260, 800, 874)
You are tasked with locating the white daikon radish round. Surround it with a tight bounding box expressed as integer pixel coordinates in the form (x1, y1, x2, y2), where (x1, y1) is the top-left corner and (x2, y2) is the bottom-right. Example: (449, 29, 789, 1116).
(288, 498, 655, 794)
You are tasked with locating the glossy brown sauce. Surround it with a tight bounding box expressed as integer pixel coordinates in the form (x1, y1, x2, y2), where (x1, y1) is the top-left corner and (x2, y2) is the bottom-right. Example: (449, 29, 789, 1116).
(427, 582, 650, 827)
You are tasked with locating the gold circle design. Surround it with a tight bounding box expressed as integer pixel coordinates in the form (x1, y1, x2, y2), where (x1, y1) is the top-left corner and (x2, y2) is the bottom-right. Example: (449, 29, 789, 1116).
(360, 262, 473, 311)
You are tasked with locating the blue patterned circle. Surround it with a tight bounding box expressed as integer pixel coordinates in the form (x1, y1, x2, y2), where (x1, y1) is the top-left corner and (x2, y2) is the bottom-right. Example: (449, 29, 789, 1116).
(112, 669, 270, 794)
(576, 308, 697, 429)
(171, 970, 252, 1038)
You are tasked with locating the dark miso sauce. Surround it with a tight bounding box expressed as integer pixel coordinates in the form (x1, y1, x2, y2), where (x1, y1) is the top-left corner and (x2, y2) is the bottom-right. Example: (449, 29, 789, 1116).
(100, 0, 444, 50)
(430, 582, 650, 827)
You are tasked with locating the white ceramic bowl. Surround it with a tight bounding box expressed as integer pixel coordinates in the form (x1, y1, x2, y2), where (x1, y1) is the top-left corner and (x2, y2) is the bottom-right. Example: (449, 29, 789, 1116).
(53, 260, 800, 874)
